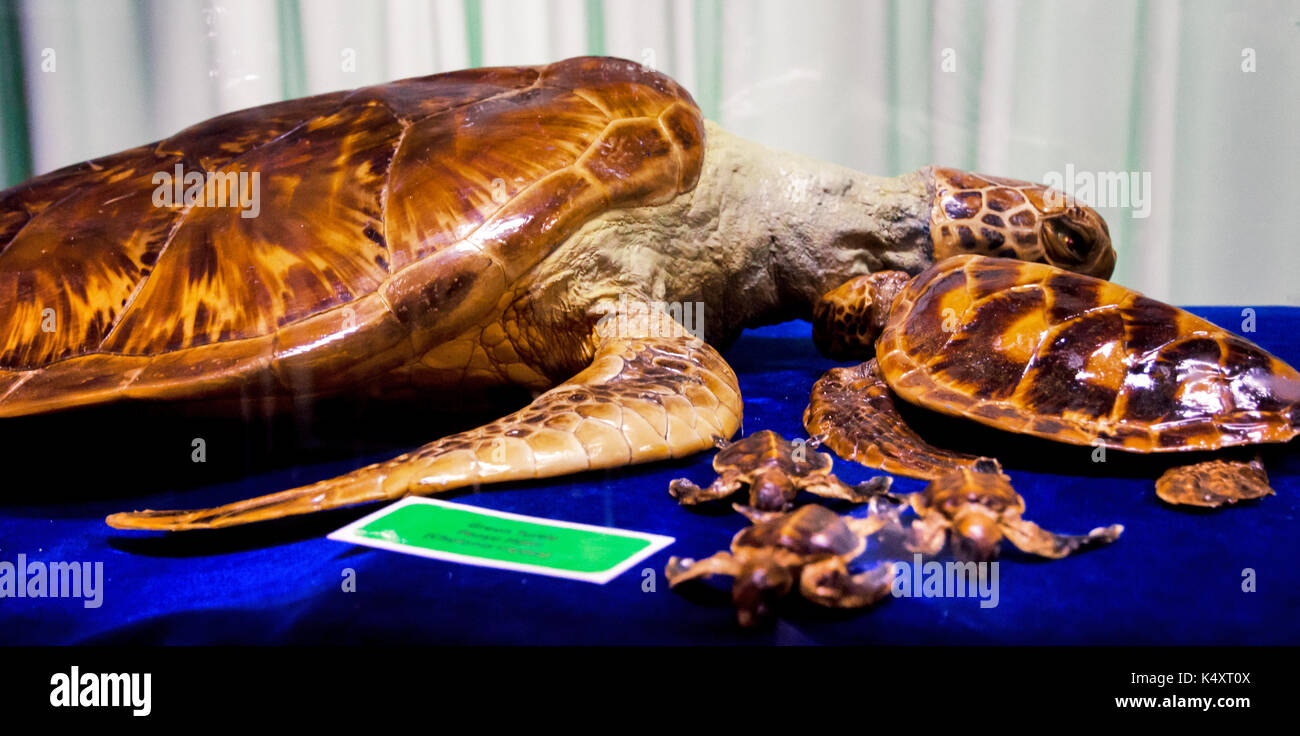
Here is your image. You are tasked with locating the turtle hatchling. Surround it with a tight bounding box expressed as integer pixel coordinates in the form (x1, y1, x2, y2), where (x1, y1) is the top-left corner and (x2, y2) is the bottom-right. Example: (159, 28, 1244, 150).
(881, 458, 1123, 561)
(668, 429, 891, 511)
(665, 503, 897, 627)
(0, 57, 1115, 530)
(805, 255, 1300, 507)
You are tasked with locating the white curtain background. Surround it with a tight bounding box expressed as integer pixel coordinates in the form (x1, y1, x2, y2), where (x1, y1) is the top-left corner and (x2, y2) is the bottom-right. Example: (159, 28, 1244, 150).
(0, 0, 1295, 305)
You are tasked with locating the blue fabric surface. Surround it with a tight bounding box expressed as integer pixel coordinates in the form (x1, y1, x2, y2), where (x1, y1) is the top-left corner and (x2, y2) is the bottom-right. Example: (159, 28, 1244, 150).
(1, 307, 1297, 645)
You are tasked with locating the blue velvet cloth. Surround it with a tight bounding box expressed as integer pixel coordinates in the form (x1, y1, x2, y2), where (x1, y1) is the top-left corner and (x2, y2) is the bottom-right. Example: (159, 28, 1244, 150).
(2, 307, 1297, 645)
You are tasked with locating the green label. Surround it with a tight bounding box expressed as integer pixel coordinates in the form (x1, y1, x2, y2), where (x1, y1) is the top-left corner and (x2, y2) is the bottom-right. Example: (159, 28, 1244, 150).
(328, 498, 674, 584)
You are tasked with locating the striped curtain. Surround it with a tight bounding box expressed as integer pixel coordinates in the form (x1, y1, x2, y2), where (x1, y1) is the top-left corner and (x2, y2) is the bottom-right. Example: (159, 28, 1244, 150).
(1, 0, 1295, 305)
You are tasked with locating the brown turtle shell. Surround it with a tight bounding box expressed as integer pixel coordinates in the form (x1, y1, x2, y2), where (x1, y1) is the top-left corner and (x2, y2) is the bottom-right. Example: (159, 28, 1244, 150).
(876, 255, 1300, 452)
(733, 505, 863, 558)
(0, 57, 704, 416)
(713, 430, 835, 479)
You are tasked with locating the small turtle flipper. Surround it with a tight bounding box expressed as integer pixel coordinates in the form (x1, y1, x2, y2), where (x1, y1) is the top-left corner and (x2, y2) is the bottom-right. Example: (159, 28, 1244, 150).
(841, 493, 908, 539)
(1000, 515, 1124, 559)
(801, 474, 895, 505)
(798, 557, 895, 609)
(900, 514, 950, 556)
(107, 309, 742, 531)
(732, 504, 785, 525)
(1155, 457, 1274, 507)
(665, 552, 741, 586)
(804, 360, 981, 480)
(669, 474, 743, 506)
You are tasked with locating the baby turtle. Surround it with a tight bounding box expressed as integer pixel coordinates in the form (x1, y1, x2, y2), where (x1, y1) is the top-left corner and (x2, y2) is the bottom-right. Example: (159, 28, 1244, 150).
(665, 503, 896, 627)
(668, 430, 892, 511)
(0, 57, 1114, 531)
(886, 459, 1123, 561)
(806, 255, 1299, 507)
(1155, 457, 1273, 507)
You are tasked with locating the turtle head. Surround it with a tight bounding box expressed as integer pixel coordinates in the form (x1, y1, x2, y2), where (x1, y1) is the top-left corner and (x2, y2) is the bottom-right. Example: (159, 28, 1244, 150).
(732, 555, 794, 628)
(811, 271, 912, 361)
(951, 508, 1005, 562)
(928, 167, 1115, 279)
(750, 468, 796, 511)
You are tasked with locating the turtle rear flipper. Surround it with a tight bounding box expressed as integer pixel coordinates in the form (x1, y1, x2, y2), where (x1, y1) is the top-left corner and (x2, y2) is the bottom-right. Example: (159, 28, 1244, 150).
(107, 309, 741, 531)
(803, 359, 980, 480)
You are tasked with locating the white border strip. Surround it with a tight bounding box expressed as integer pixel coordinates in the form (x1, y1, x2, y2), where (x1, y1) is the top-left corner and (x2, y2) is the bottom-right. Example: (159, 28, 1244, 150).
(327, 497, 675, 585)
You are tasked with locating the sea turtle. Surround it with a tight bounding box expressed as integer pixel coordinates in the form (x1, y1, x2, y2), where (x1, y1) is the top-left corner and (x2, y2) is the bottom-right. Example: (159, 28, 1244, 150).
(876, 458, 1123, 561)
(804, 255, 1300, 506)
(0, 57, 1115, 531)
(665, 503, 896, 627)
(668, 429, 891, 511)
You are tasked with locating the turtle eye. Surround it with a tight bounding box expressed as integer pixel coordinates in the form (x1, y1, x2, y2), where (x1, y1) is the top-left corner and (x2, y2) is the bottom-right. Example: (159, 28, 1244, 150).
(1044, 218, 1090, 263)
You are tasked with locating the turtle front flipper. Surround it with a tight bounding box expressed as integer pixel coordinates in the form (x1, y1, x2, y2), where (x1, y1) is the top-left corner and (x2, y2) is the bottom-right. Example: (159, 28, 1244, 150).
(804, 360, 980, 480)
(107, 310, 742, 531)
(801, 474, 895, 506)
(840, 494, 909, 539)
(668, 474, 743, 506)
(1155, 457, 1275, 507)
(899, 514, 950, 557)
(1000, 515, 1124, 559)
(665, 552, 741, 586)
